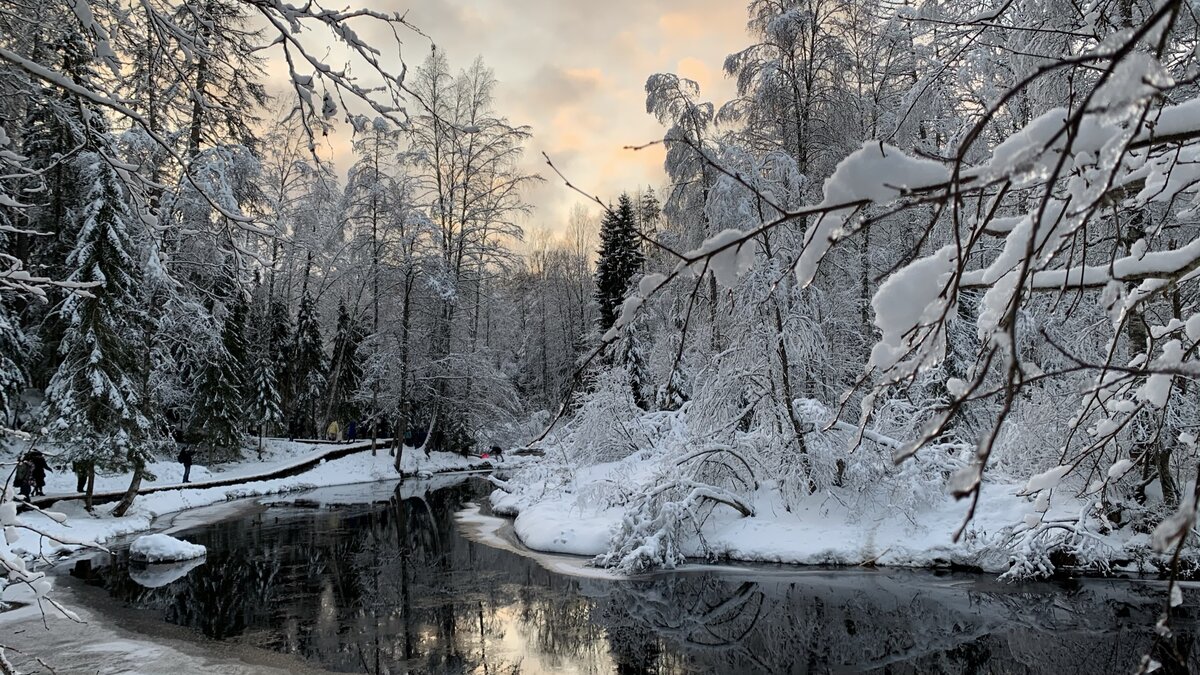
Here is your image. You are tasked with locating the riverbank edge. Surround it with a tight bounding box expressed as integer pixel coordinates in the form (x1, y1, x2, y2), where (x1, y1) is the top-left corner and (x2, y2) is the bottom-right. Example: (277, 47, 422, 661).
(484, 486, 1195, 582)
(21, 450, 500, 565)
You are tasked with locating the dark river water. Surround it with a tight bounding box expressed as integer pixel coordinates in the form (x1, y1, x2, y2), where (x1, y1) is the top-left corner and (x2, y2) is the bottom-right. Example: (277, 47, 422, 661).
(65, 476, 1199, 674)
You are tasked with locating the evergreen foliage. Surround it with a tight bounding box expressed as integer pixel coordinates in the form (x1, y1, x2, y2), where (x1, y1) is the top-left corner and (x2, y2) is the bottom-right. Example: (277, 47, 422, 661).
(267, 298, 293, 413)
(0, 224, 26, 432)
(291, 289, 327, 436)
(594, 193, 644, 331)
(327, 299, 366, 422)
(247, 351, 282, 450)
(191, 295, 248, 460)
(42, 153, 158, 472)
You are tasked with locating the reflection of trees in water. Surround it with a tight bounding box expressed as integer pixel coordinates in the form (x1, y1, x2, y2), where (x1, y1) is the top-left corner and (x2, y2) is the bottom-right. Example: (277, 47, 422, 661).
(584, 572, 1199, 674)
(77, 516, 284, 641)
(512, 581, 609, 668)
(79, 481, 1199, 675)
(165, 543, 281, 639)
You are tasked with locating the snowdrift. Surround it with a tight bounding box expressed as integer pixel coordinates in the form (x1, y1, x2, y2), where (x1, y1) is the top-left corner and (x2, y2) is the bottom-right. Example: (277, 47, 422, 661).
(129, 534, 206, 563)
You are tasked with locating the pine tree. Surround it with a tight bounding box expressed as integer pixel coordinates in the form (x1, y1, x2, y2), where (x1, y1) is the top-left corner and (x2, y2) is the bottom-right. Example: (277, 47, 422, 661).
(191, 295, 247, 461)
(618, 313, 652, 410)
(291, 290, 327, 437)
(247, 351, 281, 458)
(18, 27, 106, 389)
(594, 193, 645, 331)
(0, 218, 26, 434)
(637, 187, 661, 242)
(42, 152, 157, 511)
(0, 300, 24, 434)
(326, 299, 365, 424)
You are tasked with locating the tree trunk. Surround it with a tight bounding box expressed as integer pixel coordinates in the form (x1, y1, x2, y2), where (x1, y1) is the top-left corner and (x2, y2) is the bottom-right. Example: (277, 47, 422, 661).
(110, 465, 143, 517)
(393, 277, 413, 473)
(84, 463, 95, 512)
(758, 211, 807, 457)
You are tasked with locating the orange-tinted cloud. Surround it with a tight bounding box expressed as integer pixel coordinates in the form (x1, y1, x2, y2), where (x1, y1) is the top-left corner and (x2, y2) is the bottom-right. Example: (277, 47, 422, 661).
(261, 0, 751, 232)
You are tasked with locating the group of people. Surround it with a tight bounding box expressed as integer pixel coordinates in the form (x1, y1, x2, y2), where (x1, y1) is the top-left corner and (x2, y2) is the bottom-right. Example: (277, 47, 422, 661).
(13, 449, 50, 500)
(324, 419, 368, 443)
(287, 417, 385, 443)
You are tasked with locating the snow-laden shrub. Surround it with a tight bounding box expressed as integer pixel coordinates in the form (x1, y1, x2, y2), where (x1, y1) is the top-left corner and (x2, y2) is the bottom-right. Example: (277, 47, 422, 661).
(553, 366, 655, 466)
(594, 443, 756, 574)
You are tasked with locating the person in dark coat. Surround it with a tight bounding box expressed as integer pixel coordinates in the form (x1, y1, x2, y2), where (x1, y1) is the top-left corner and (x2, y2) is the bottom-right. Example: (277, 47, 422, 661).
(73, 460, 88, 493)
(178, 447, 194, 483)
(288, 413, 304, 442)
(14, 456, 33, 500)
(347, 420, 357, 443)
(27, 450, 50, 496)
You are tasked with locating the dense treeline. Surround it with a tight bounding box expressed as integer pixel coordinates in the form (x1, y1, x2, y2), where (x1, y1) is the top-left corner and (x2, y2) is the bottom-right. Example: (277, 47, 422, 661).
(0, 1, 605, 512)
(3, 0, 1200, 591)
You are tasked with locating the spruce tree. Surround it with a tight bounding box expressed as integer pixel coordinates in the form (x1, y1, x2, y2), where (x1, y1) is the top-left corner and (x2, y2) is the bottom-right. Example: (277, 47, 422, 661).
(594, 193, 645, 331)
(191, 294, 247, 461)
(618, 312, 652, 410)
(18, 27, 104, 388)
(247, 351, 281, 458)
(637, 187, 661, 237)
(42, 152, 157, 510)
(326, 299, 365, 423)
(291, 290, 327, 437)
(0, 300, 24, 434)
(0, 221, 26, 434)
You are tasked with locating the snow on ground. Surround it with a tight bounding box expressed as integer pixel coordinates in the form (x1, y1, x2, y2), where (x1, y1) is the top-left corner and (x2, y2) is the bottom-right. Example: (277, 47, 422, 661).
(489, 456, 1137, 576)
(456, 502, 625, 580)
(128, 533, 205, 563)
(9, 438, 381, 499)
(0, 584, 332, 674)
(14, 448, 493, 558)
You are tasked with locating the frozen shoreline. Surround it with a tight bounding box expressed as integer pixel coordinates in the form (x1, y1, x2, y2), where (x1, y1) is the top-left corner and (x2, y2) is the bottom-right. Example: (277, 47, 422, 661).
(486, 454, 1180, 579)
(0, 583, 338, 675)
(2, 463, 507, 675)
(14, 442, 501, 561)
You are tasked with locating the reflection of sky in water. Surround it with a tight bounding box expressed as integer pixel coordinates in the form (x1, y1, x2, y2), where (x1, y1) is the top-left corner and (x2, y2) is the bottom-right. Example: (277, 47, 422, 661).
(67, 478, 1198, 674)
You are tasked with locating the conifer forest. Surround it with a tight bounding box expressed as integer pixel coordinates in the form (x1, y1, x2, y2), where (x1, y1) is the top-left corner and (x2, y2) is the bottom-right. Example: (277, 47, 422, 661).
(3, 1, 1200, 673)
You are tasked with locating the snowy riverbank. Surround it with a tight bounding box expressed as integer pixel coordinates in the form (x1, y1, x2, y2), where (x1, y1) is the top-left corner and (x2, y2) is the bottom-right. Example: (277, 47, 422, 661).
(490, 462, 1128, 575)
(11, 442, 498, 559)
(487, 404, 1183, 579)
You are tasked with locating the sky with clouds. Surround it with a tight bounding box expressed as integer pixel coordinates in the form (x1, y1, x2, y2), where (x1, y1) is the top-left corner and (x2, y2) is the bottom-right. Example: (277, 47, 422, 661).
(295, 0, 750, 233)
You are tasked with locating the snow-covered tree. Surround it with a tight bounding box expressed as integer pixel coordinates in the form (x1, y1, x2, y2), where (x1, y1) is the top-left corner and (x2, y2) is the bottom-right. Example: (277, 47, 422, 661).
(247, 351, 281, 459)
(326, 298, 366, 423)
(406, 51, 536, 452)
(191, 292, 247, 461)
(291, 289, 326, 437)
(42, 152, 159, 513)
(0, 223, 26, 434)
(595, 194, 645, 332)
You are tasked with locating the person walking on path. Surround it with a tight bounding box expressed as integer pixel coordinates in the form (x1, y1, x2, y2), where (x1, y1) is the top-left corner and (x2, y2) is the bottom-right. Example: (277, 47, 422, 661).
(347, 420, 357, 443)
(27, 449, 50, 496)
(326, 420, 340, 442)
(14, 455, 34, 500)
(72, 460, 88, 493)
(178, 446, 194, 483)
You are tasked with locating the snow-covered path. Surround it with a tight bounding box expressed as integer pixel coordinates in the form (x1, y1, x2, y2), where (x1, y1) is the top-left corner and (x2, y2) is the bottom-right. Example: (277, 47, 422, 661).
(28, 437, 397, 509)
